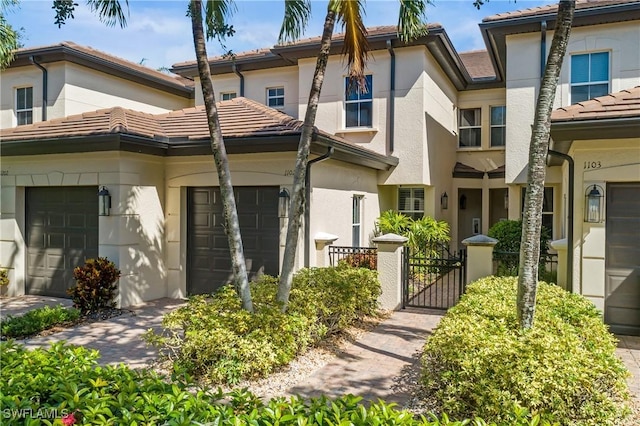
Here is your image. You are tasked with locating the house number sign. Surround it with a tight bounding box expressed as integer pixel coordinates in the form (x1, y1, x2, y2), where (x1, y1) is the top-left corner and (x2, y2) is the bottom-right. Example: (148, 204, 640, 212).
(583, 161, 602, 170)
(0, 170, 8, 176)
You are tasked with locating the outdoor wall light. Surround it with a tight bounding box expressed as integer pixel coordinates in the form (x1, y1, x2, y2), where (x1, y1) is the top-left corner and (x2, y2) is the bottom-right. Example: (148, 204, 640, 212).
(278, 188, 290, 218)
(98, 186, 111, 216)
(584, 184, 604, 223)
(441, 192, 448, 210)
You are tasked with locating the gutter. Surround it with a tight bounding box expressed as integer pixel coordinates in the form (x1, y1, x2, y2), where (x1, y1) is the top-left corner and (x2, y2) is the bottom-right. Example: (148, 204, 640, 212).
(29, 56, 47, 121)
(548, 150, 574, 293)
(386, 40, 396, 153)
(232, 63, 245, 97)
(304, 147, 334, 267)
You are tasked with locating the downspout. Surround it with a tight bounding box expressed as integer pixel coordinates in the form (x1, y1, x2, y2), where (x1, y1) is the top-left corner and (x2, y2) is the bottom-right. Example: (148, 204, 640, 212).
(304, 146, 334, 267)
(540, 21, 547, 78)
(548, 149, 574, 292)
(29, 56, 47, 121)
(386, 40, 396, 153)
(232, 63, 245, 97)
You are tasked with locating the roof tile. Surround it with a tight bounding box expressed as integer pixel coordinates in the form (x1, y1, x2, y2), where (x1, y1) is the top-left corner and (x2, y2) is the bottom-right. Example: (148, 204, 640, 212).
(551, 86, 640, 122)
(483, 0, 637, 22)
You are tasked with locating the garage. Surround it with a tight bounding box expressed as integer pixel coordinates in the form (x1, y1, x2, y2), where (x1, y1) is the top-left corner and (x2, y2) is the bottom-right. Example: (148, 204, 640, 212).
(605, 182, 640, 335)
(26, 187, 99, 297)
(187, 186, 280, 295)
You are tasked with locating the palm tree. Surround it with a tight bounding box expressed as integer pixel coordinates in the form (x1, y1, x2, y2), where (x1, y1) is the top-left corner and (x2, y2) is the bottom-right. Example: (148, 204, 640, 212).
(0, 0, 20, 69)
(188, 0, 253, 312)
(517, 0, 575, 329)
(276, 0, 430, 311)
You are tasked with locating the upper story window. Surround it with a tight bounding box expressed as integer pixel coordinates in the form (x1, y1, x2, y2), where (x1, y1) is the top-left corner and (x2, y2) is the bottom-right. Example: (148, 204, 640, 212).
(221, 92, 237, 101)
(459, 108, 481, 148)
(267, 87, 284, 108)
(16, 87, 33, 126)
(571, 52, 609, 103)
(490, 106, 506, 147)
(398, 188, 424, 220)
(345, 75, 372, 128)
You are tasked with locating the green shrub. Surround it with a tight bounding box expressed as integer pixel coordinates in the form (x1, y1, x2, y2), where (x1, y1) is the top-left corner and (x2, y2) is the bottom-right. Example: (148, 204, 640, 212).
(339, 250, 378, 270)
(0, 341, 556, 425)
(67, 257, 121, 314)
(376, 210, 450, 258)
(147, 265, 380, 384)
(488, 220, 551, 277)
(420, 276, 631, 425)
(0, 267, 8, 287)
(1, 305, 80, 338)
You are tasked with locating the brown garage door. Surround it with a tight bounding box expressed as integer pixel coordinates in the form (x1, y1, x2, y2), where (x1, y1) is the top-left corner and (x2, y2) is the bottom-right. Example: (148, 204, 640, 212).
(187, 186, 279, 295)
(605, 182, 640, 335)
(26, 187, 99, 297)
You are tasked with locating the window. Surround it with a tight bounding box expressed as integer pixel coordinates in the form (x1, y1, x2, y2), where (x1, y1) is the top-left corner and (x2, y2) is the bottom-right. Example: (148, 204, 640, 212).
(398, 188, 424, 220)
(345, 75, 373, 128)
(459, 108, 481, 148)
(521, 187, 554, 237)
(490, 106, 506, 147)
(267, 87, 284, 108)
(221, 92, 236, 101)
(571, 52, 609, 103)
(16, 87, 33, 126)
(352, 195, 363, 247)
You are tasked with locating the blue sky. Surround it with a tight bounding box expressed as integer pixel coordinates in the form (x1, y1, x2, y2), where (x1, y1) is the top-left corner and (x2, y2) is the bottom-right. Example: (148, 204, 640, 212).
(7, 0, 555, 71)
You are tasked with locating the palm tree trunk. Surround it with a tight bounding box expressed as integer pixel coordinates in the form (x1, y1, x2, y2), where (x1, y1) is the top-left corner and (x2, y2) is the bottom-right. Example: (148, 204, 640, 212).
(189, 0, 253, 312)
(277, 10, 337, 311)
(518, 0, 575, 329)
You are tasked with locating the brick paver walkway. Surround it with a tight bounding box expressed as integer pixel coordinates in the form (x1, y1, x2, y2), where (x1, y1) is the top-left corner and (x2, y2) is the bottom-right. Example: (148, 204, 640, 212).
(2, 296, 639, 407)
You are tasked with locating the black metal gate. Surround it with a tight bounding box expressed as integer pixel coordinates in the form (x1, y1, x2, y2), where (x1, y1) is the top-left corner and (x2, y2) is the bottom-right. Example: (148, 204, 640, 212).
(402, 244, 467, 309)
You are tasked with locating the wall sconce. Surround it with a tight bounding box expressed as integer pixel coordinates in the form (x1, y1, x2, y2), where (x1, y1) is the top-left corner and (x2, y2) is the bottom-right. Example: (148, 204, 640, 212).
(504, 190, 509, 210)
(584, 184, 604, 223)
(459, 194, 467, 210)
(441, 192, 448, 210)
(278, 188, 290, 218)
(98, 186, 111, 216)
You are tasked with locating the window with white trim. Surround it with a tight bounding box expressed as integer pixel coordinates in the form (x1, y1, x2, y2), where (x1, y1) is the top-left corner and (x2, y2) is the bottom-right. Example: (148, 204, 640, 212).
(398, 188, 424, 220)
(345, 75, 373, 128)
(458, 108, 481, 148)
(352, 195, 363, 247)
(16, 87, 33, 126)
(221, 92, 236, 101)
(266, 87, 284, 108)
(521, 187, 554, 238)
(571, 52, 609, 103)
(490, 106, 506, 147)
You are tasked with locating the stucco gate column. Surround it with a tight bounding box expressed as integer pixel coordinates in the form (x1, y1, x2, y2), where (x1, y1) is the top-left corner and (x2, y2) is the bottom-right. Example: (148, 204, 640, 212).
(550, 238, 568, 290)
(462, 234, 498, 285)
(372, 233, 408, 310)
(314, 232, 339, 267)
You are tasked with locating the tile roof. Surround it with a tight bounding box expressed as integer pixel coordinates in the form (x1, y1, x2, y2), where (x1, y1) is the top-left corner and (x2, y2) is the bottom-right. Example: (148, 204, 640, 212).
(14, 41, 194, 90)
(458, 50, 495, 79)
(0, 98, 304, 142)
(551, 86, 640, 122)
(453, 162, 485, 178)
(483, 0, 637, 22)
(172, 48, 275, 68)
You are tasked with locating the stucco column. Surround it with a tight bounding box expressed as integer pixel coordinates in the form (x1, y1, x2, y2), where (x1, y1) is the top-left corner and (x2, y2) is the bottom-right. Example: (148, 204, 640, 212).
(550, 238, 568, 290)
(462, 234, 498, 285)
(314, 232, 339, 267)
(372, 233, 408, 311)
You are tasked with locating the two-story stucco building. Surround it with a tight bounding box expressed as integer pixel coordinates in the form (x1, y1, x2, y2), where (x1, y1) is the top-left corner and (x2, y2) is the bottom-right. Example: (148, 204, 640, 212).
(1, 0, 639, 334)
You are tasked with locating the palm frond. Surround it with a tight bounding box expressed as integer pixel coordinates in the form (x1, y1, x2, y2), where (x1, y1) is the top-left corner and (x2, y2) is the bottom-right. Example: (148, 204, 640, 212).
(0, 14, 19, 69)
(278, 0, 312, 44)
(86, 0, 129, 28)
(397, 0, 431, 42)
(335, 0, 368, 92)
(203, 0, 237, 41)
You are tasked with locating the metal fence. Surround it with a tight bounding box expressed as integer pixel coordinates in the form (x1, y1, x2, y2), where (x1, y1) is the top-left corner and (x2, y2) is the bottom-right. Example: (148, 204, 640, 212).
(492, 251, 558, 283)
(328, 246, 377, 269)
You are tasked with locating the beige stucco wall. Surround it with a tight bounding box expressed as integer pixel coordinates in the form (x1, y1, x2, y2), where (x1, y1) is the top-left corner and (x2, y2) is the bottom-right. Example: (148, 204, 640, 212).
(196, 66, 300, 118)
(567, 138, 640, 312)
(504, 21, 640, 184)
(0, 152, 167, 307)
(1, 62, 190, 129)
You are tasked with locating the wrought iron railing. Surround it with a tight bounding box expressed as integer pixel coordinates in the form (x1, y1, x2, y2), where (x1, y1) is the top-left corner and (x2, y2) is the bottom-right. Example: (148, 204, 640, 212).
(492, 251, 558, 283)
(328, 246, 377, 270)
